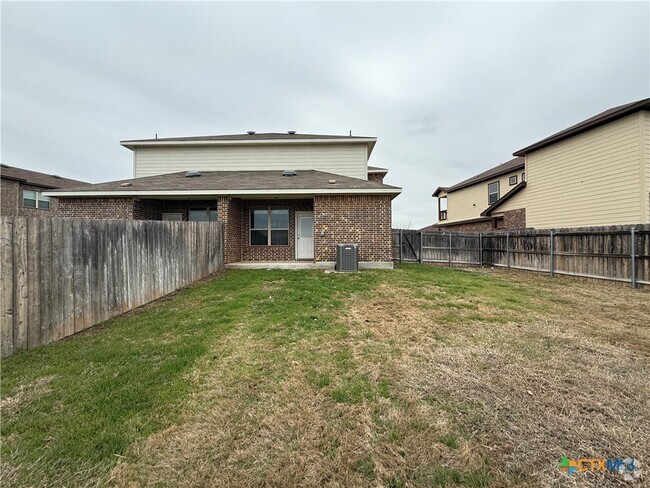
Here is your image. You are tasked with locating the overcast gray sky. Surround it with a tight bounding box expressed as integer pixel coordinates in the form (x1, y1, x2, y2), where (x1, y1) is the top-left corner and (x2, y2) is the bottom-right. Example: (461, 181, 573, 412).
(2, 2, 648, 228)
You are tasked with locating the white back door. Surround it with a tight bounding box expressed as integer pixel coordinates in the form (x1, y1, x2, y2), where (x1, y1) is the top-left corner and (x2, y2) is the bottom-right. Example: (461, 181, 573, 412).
(295, 212, 314, 259)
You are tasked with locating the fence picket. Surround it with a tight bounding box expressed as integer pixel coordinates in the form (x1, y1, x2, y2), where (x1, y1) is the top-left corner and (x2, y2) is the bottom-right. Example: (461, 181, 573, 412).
(0, 217, 225, 358)
(393, 225, 649, 287)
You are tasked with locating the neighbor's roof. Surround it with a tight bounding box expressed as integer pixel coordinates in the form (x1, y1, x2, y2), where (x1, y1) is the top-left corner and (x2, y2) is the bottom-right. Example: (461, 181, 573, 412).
(46, 170, 402, 197)
(0, 164, 88, 189)
(432, 157, 524, 197)
(481, 181, 527, 216)
(513, 98, 650, 156)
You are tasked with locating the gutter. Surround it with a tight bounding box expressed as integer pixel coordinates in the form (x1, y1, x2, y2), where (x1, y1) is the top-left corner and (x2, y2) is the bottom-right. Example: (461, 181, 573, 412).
(44, 188, 402, 198)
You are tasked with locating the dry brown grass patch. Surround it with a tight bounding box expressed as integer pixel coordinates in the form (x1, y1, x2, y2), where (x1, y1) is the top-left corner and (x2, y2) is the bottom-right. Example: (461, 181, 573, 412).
(346, 272, 649, 487)
(0, 375, 56, 416)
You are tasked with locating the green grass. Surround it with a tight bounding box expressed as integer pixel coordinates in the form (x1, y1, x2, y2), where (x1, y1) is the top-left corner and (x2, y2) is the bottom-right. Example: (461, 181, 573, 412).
(1, 269, 381, 486)
(2, 264, 647, 487)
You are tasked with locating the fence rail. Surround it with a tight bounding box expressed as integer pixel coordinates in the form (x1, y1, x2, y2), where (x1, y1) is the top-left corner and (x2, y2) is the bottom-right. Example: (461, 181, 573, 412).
(392, 224, 650, 288)
(1, 217, 224, 358)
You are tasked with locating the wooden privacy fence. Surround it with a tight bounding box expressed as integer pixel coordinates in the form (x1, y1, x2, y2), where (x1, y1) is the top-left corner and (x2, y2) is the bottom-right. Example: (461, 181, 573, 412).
(393, 224, 650, 288)
(1, 217, 224, 358)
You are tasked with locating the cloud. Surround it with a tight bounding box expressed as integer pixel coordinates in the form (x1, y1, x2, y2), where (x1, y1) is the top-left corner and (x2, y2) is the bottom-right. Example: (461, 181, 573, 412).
(2, 2, 648, 227)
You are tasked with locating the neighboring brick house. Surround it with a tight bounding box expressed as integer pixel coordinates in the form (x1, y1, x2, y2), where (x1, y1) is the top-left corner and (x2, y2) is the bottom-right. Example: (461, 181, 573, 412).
(427, 98, 650, 232)
(47, 132, 401, 268)
(0, 164, 88, 217)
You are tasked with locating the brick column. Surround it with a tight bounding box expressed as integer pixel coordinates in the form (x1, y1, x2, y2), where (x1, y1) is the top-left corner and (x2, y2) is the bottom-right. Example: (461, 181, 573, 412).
(217, 197, 242, 263)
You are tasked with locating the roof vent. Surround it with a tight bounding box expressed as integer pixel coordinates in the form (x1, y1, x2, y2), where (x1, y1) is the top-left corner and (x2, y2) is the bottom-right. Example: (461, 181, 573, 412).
(119, 182, 132, 187)
(287, 130, 296, 135)
(51, 174, 62, 179)
(282, 170, 297, 177)
(328, 179, 337, 184)
(247, 130, 256, 135)
(0, 164, 9, 169)
(185, 171, 202, 177)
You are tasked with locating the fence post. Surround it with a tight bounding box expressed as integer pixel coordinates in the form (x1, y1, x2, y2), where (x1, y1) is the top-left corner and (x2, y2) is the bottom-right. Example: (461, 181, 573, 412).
(448, 232, 452, 265)
(506, 232, 510, 269)
(419, 231, 423, 263)
(549, 230, 555, 277)
(631, 227, 637, 289)
(479, 233, 483, 267)
(399, 229, 403, 263)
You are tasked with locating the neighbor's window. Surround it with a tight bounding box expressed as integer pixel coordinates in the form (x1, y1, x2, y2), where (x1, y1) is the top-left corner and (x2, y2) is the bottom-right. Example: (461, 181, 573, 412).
(188, 207, 217, 221)
(250, 207, 289, 246)
(23, 190, 50, 209)
(509, 175, 518, 186)
(488, 181, 500, 205)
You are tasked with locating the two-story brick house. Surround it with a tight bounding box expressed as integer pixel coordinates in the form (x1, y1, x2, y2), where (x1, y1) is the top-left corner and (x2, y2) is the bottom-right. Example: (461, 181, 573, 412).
(47, 132, 401, 268)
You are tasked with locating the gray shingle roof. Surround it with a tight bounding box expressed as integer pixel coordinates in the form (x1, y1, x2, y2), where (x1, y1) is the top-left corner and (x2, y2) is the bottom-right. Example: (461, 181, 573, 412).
(0, 164, 89, 189)
(433, 157, 524, 196)
(48, 170, 401, 195)
(122, 132, 374, 144)
(513, 98, 650, 156)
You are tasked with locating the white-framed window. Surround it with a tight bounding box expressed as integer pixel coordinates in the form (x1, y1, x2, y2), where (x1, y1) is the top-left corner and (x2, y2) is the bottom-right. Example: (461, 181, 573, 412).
(509, 175, 518, 186)
(250, 207, 289, 246)
(188, 207, 217, 222)
(23, 190, 51, 209)
(488, 181, 500, 205)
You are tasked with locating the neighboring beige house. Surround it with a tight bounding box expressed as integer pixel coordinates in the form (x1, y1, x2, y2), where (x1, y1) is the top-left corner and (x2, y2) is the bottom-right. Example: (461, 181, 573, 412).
(428, 98, 650, 231)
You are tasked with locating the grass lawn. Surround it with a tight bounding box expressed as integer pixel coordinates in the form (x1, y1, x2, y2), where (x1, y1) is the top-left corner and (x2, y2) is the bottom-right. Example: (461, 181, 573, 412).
(1, 265, 648, 487)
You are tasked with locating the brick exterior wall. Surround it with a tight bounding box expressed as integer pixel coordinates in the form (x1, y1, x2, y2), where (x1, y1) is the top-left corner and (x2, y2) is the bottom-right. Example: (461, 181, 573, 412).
(425, 208, 527, 233)
(56, 197, 135, 219)
(313, 195, 392, 262)
(44, 194, 395, 264)
(133, 199, 163, 220)
(368, 173, 386, 184)
(503, 208, 526, 229)
(1, 179, 60, 217)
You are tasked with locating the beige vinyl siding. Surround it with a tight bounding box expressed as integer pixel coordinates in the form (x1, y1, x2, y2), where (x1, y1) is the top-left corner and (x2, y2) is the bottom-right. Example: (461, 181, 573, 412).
(445, 170, 523, 223)
(641, 111, 650, 223)
(517, 113, 646, 228)
(134, 143, 369, 180)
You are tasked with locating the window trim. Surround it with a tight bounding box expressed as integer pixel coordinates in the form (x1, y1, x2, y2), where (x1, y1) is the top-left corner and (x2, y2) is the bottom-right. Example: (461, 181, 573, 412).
(509, 175, 518, 186)
(23, 189, 51, 210)
(522, 172, 525, 182)
(250, 206, 290, 246)
(487, 181, 500, 205)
